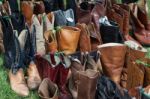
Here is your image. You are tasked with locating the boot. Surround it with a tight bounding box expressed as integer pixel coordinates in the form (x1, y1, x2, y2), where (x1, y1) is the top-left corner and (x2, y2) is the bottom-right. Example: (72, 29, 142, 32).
(57, 26, 80, 55)
(58, 63, 72, 99)
(44, 30, 58, 53)
(0, 21, 4, 53)
(27, 61, 41, 90)
(118, 4, 138, 41)
(9, 68, 29, 97)
(121, 40, 146, 89)
(97, 43, 127, 86)
(76, 23, 91, 52)
(38, 78, 59, 99)
(100, 20, 124, 43)
(129, 4, 150, 46)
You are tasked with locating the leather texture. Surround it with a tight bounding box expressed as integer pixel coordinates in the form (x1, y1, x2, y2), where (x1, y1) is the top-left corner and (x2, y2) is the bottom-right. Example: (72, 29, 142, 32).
(27, 61, 41, 90)
(98, 43, 127, 86)
(100, 21, 124, 43)
(57, 26, 80, 55)
(38, 78, 59, 99)
(9, 68, 29, 97)
(76, 23, 91, 52)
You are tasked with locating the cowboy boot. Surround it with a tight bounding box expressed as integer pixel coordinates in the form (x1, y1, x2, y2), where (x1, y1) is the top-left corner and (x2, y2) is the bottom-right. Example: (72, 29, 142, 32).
(9, 68, 29, 97)
(76, 23, 91, 52)
(57, 26, 80, 55)
(117, 4, 138, 42)
(27, 61, 41, 90)
(129, 4, 150, 46)
(21, 1, 45, 55)
(98, 43, 127, 86)
(100, 20, 124, 43)
(38, 78, 59, 99)
(143, 58, 150, 87)
(59, 65, 72, 99)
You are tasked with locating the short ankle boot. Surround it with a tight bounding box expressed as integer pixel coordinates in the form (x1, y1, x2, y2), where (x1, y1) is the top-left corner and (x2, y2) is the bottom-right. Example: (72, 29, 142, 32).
(9, 68, 29, 97)
(98, 43, 127, 86)
(38, 78, 59, 99)
(57, 26, 80, 55)
(27, 61, 41, 90)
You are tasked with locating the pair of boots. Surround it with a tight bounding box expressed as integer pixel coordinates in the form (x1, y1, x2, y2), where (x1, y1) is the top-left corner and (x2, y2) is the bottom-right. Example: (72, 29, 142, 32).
(36, 53, 72, 99)
(9, 61, 41, 97)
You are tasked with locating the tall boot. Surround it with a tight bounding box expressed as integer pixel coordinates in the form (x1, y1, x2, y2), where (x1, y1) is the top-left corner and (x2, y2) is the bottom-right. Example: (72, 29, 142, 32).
(57, 26, 80, 55)
(38, 78, 59, 99)
(98, 43, 127, 86)
(27, 61, 41, 90)
(9, 68, 29, 97)
(129, 4, 150, 46)
(58, 64, 72, 99)
(123, 41, 147, 89)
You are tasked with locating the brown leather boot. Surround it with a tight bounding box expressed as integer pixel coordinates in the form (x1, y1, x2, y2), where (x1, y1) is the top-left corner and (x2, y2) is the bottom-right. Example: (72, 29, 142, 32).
(57, 26, 81, 55)
(76, 23, 91, 52)
(44, 30, 58, 53)
(9, 68, 29, 97)
(98, 43, 127, 86)
(38, 78, 59, 99)
(129, 4, 150, 46)
(27, 61, 41, 90)
(125, 46, 146, 89)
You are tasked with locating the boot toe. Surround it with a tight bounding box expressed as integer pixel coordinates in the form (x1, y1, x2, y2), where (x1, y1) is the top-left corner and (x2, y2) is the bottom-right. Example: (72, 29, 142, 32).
(27, 78, 41, 90)
(12, 84, 29, 97)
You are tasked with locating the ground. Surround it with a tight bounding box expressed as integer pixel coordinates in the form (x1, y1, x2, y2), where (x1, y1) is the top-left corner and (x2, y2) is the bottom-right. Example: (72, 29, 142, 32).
(0, 0, 150, 99)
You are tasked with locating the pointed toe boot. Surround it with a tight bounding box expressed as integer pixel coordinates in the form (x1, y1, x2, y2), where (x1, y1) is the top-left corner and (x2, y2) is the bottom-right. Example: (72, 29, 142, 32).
(98, 43, 127, 86)
(9, 68, 29, 97)
(38, 78, 58, 99)
(27, 61, 41, 90)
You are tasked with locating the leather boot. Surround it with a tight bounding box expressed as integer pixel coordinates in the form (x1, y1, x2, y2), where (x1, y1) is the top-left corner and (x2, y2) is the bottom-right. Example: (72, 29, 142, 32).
(125, 44, 146, 89)
(44, 30, 58, 53)
(98, 43, 127, 86)
(129, 4, 150, 46)
(27, 61, 41, 90)
(58, 57, 72, 99)
(107, 7, 124, 33)
(9, 68, 29, 97)
(57, 26, 80, 55)
(69, 57, 99, 99)
(38, 78, 59, 99)
(76, 23, 91, 52)
(100, 21, 124, 43)
(143, 58, 150, 87)
(118, 4, 138, 41)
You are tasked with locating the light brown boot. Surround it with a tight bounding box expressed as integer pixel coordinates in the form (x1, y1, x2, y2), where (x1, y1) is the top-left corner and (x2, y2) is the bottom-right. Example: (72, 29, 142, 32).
(98, 43, 127, 86)
(27, 61, 41, 90)
(9, 68, 29, 97)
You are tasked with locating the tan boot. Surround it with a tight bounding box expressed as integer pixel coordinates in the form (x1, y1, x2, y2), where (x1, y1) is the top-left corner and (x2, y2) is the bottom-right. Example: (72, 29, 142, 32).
(98, 43, 127, 86)
(9, 68, 29, 97)
(27, 61, 41, 90)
